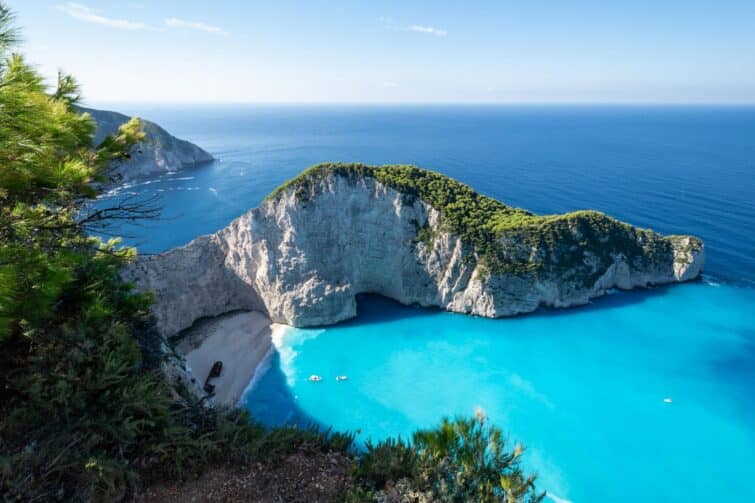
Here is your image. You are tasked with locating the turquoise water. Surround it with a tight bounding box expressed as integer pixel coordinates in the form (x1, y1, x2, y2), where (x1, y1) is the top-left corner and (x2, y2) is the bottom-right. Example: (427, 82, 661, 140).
(245, 284, 755, 502)
(92, 105, 755, 501)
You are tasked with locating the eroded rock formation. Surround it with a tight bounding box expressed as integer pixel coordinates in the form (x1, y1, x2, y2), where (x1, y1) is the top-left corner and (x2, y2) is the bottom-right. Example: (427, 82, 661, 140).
(123, 165, 704, 337)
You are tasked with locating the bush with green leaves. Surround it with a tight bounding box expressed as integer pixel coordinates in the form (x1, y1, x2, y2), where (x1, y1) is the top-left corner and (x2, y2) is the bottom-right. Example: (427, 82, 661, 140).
(354, 437, 419, 490)
(354, 415, 544, 503)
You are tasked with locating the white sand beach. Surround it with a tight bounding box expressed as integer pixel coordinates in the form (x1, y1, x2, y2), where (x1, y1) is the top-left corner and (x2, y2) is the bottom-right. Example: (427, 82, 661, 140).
(176, 311, 287, 407)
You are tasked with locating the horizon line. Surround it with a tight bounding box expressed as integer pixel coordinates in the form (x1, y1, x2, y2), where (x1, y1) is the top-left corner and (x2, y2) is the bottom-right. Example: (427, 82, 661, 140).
(84, 100, 755, 107)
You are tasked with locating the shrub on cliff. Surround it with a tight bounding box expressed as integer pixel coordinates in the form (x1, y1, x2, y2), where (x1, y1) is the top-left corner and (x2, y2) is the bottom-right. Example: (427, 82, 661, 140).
(353, 415, 544, 503)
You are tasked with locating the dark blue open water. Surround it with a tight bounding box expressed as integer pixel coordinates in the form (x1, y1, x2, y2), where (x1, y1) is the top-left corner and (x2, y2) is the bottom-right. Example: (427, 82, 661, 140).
(95, 105, 755, 502)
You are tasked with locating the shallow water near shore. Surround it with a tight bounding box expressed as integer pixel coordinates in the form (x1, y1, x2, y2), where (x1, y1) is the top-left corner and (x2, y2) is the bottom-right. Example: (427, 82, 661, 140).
(91, 105, 755, 501)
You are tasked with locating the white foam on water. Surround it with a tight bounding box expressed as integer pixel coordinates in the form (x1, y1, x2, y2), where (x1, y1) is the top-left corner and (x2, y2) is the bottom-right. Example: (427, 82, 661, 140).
(272, 325, 323, 387)
(510, 373, 555, 409)
(702, 274, 721, 287)
(238, 344, 276, 404)
(546, 493, 574, 503)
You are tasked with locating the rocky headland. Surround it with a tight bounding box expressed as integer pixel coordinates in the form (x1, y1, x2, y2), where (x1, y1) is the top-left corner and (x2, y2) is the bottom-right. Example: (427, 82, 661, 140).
(124, 163, 705, 343)
(79, 106, 214, 182)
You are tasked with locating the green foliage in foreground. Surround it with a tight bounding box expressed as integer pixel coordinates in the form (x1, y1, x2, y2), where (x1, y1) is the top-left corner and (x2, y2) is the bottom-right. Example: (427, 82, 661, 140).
(352, 415, 544, 503)
(0, 8, 354, 499)
(0, 5, 200, 498)
(0, 31, 143, 342)
(267, 163, 700, 283)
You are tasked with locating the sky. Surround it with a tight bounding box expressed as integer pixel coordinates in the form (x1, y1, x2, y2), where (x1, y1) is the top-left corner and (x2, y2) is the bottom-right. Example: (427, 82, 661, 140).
(11, 0, 755, 104)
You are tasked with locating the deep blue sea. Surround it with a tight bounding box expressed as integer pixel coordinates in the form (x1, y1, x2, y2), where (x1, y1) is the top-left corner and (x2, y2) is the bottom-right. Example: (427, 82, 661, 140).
(95, 105, 755, 502)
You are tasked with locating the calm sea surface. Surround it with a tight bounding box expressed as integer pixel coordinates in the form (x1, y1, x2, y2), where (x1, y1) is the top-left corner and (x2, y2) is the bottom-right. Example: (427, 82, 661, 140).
(95, 105, 755, 502)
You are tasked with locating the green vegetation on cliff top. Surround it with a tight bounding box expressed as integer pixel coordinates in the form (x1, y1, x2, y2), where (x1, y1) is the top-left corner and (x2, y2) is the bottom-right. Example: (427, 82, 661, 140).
(268, 163, 701, 281)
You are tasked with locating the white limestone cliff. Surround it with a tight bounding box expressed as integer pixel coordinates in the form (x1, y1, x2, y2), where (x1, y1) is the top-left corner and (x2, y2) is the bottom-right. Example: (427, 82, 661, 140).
(122, 169, 705, 338)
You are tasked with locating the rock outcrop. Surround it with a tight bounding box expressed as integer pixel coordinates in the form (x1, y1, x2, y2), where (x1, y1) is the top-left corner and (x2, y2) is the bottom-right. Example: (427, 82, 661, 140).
(123, 164, 704, 337)
(79, 106, 214, 182)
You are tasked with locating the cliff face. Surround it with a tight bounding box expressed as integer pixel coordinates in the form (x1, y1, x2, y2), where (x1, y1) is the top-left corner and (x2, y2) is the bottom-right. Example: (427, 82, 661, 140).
(79, 106, 214, 182)
(123, 165, 704, 336)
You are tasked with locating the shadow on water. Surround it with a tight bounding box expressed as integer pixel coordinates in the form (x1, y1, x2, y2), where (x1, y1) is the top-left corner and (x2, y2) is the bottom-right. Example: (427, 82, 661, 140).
(347, 293, 444, 324)
(342, 282, 678, 328)
(706, 329, 755, 426)
(529, 282, 674, 320)
(245, 349, 414, 449)
(243, 351, 326, 431)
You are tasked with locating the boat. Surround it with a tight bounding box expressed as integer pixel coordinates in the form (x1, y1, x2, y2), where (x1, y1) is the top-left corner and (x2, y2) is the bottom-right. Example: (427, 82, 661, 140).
(336, 375, 348, 381)
(663, 397, 673, 403)
(308, 375, 322, 382)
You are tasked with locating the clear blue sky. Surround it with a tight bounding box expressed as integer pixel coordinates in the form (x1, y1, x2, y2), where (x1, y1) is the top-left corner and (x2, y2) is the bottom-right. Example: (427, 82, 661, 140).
(12, 1, 755, 104)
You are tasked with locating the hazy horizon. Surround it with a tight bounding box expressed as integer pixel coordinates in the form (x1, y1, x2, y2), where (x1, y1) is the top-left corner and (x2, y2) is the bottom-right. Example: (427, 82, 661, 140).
(15, 1, 755, 104)
(85, 101, 755, 106)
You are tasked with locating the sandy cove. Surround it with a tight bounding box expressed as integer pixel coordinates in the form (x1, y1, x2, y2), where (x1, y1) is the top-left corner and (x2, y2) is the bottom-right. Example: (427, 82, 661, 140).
(176, 310, 287, 407)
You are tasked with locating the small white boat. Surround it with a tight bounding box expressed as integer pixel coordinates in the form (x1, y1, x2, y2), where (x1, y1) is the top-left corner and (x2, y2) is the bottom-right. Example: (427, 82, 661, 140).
(336, 375, 348, 381)
(308, 375, 322, 382)
(663, 397, 673, 404)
